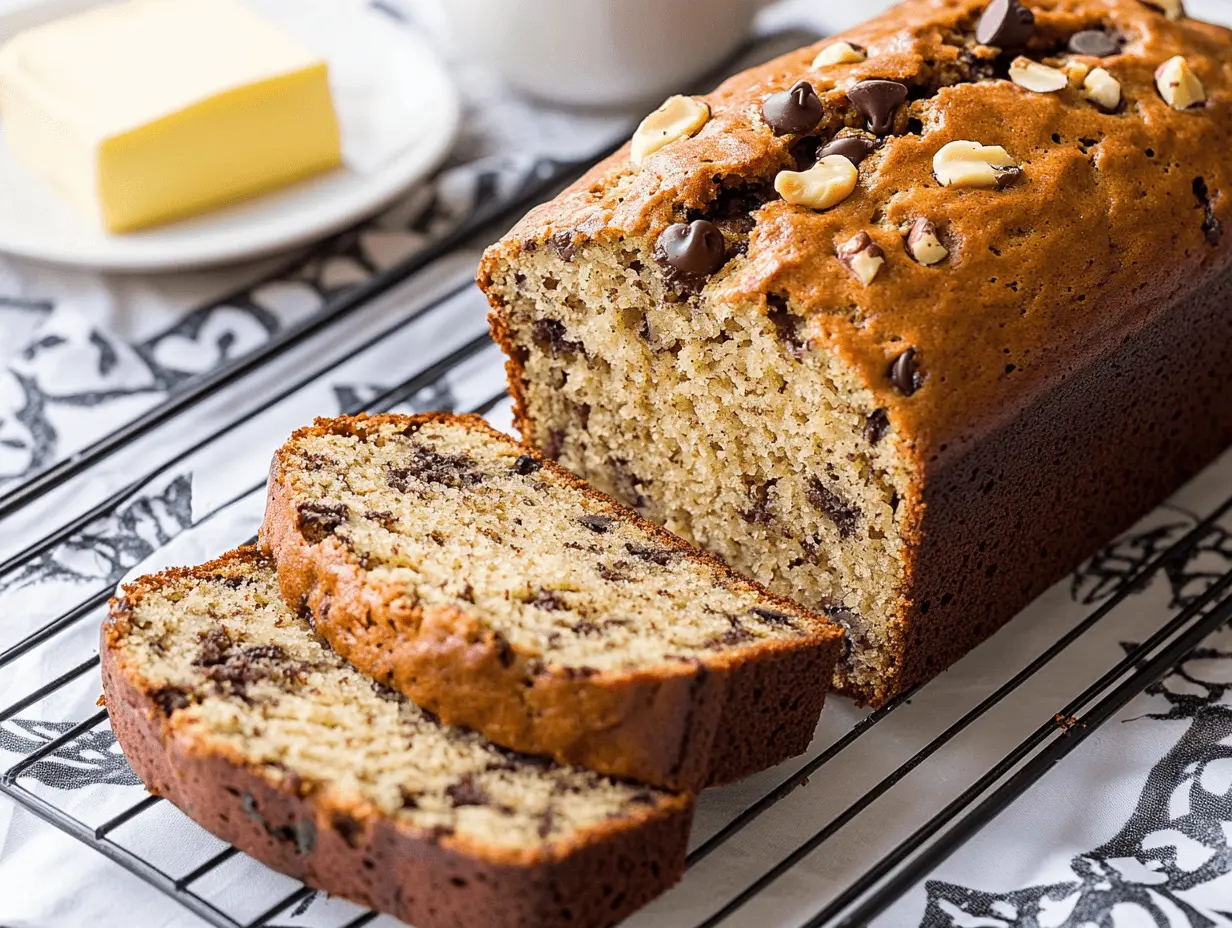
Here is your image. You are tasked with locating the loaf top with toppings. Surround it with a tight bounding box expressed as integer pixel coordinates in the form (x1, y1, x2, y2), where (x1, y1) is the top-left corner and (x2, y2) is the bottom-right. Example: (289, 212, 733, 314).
(479, 0, 1231, 460)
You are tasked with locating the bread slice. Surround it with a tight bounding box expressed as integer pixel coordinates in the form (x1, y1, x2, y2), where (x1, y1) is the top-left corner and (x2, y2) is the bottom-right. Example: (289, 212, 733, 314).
(102, 547, 693, 928)
(259, 413, 842, 789)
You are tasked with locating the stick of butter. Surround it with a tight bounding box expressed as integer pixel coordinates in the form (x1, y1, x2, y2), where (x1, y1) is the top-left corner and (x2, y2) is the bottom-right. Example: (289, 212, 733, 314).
(0, 0, 342, 233)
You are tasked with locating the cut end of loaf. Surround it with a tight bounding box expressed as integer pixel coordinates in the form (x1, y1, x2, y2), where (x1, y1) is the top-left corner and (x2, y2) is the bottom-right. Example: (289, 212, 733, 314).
(483, 241, 915, 700)
(104, 547, 686, 855)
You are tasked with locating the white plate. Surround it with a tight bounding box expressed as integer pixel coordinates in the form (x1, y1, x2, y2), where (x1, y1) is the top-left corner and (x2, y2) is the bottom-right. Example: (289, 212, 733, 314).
(0, 0, 461, 272)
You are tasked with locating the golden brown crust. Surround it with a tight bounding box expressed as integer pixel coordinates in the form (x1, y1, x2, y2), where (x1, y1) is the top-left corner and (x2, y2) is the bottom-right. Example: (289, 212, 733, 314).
(479, 0, 1232, 707)
(259, 413, 843, 788)
(102, 549, 695, 928)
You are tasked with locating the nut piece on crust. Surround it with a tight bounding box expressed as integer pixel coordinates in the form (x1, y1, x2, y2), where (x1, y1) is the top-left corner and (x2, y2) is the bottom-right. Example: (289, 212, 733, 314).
(259, 413, 843, 791)
(102, 547, 694, 928)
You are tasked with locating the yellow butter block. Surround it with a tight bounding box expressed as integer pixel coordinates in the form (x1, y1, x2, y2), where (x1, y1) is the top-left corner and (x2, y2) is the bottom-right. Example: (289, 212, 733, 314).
(0, 0, 342, 233)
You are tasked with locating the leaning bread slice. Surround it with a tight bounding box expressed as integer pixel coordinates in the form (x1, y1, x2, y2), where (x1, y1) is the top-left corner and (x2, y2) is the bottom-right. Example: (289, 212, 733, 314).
(260, 413, 843, 789)
(102, 548, 693, 928)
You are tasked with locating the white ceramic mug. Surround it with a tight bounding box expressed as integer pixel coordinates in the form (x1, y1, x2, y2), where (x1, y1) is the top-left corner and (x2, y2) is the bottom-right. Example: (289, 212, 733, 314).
(434, 0, 772, 108)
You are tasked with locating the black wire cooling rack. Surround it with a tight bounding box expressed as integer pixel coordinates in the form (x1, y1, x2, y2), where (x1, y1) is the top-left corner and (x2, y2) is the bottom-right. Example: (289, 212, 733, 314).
(2, 129, 1232, 928)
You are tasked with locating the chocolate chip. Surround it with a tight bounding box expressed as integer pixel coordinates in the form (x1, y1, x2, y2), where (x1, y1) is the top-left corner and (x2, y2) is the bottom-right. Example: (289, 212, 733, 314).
(864, 408, 891, 444)
(512, 454, 541, 475)
(818, 133, 879, 166)
(1194, 177, 1222, 246)
(751, 607, 794, 626)
(976, 0, 1035, 48)
(654, 220, 727, 281)
(890, 348, 921, 396)
(761, 80, 823, 135)
(531, 589, 567, 611)
(597, 563, 630, 582)
(152, 686, 191, 715)
(538, 806, 555, 839)
(1067, 29, 1119, 56)
(846, 80, 908, 135)
(580, 515, 613, 533)
(720, 616, 755, 646)
(743, 480, 775, 525)
(387, 446, 480, 491)
(531, 318, 585, 358)
(547, 231, 577, 262)
(626, 543, 673, 566)
(196, 627, 233, 667)
(767, 295, 807, 359)
(331, 812, 364, 848)
(296, 501, 349, 542)
(806, 479, 860, 538)
(573, 620, 602, 637)
(446, 775, 490, 808)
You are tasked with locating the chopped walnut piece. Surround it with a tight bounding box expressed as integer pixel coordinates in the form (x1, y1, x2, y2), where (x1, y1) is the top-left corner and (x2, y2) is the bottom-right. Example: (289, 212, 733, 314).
(812, 41, 866, 67)
(1083, 67, 1122, 111)
(837, 232, 885, 285)
(933, 140, 1021, 189)
(775, 155, 859, 211)
(631, 96, 710, 165)
(1009, 57, 1068, 92)
(1155, 56, 1205, 110)
(905, 218, 949, 266)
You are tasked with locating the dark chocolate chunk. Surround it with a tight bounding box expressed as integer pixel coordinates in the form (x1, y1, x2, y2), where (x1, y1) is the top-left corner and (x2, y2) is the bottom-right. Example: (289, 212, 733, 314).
(580, 514, 613, 533)
(387, 445, 480, 491)
(625, 543, 674, 566)
(889, 347, 922, 396)
(597, 562, 630, 582)
(761, 80, 824, 135)
(195, 627, 233, 666)
(1067, 29, 1119, 56)
(743, 480, 775, 525)
(512, 454, 541, 475)
(573, 620, 602, 637)
(547, 231, 577, 262)
(654, 220, 727, 281)
(806, 479, 860, 539)
(767, 294, 807, 359)
(531, 318, 585, 358)
(720, 616, 755, 646)
(296, 501, 349, 542)
(1194, 177, 1222, 246)
(846, 80, 908, 135)
(818, 133, 879, 166)
(751, 607, 794, 626)
(538, 806, 556, 838)
(152, 686, 191, 715)
(331, 811, 364, 848)
(976, 0, 1035, 48)
(446, 774, 491, 807)
(531, 589, 567, 611)
(864, 408, 891, 444)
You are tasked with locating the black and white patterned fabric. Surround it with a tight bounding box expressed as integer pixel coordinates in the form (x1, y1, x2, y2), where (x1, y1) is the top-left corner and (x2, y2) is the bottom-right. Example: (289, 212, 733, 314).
(2, 1, 1232, 926)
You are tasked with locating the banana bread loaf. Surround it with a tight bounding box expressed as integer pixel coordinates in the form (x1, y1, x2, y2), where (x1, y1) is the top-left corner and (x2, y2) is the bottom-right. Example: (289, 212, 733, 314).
(101, 548, 693, 928)
(259, 413, 842, 789)
(478, 0, 1232, 705)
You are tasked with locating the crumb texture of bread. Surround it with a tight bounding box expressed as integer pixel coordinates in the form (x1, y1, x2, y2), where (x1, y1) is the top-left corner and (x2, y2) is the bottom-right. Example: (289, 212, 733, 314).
(479, 0, 1232, 704)
(102, 547, 693, 928)
(260, 413, 842, 788)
